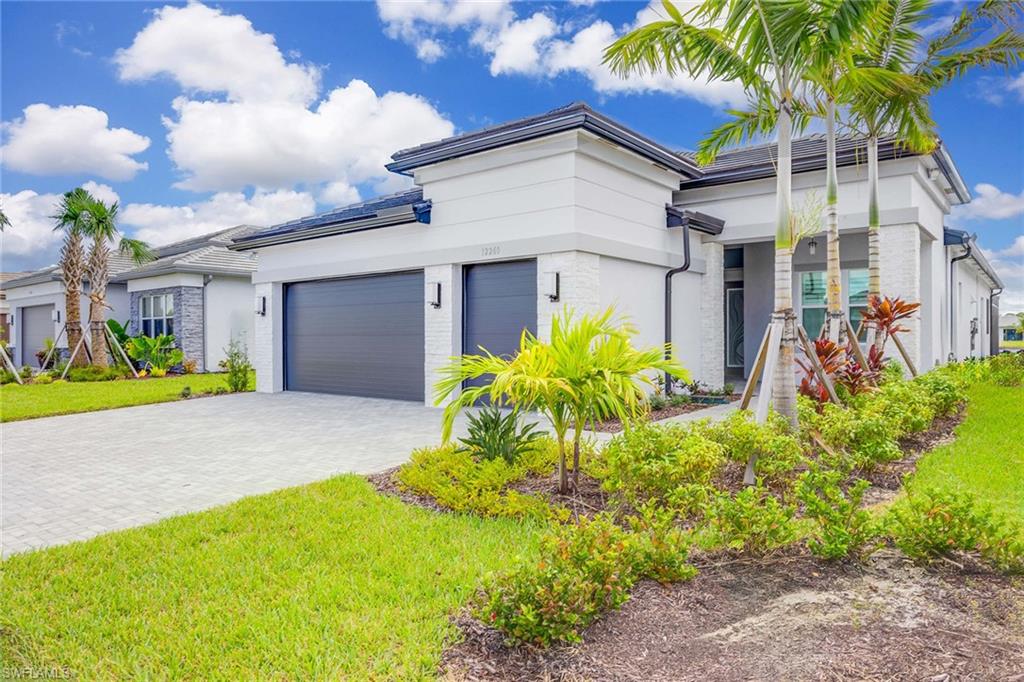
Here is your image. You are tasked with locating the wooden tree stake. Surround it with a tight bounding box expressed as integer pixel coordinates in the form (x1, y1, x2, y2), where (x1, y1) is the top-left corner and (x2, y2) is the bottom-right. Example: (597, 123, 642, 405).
(106, 324, 139, 378)
(1, 344, 23, 384)
(891, 333, 918, 377)
(843, 317, 869, 373)
(740, 325, 772, 410)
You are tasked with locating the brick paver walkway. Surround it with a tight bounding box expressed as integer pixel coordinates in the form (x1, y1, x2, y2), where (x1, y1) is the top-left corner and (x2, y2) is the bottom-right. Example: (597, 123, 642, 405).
(2, 392, 459, 557)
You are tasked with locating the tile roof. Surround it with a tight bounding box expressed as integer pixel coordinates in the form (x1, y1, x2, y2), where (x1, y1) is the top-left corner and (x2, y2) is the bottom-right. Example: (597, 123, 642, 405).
(114, 245, 257, 281)
(4, 251, 142, 288)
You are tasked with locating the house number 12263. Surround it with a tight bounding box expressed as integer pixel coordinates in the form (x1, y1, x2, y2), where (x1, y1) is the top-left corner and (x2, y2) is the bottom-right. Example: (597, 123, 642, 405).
(481, 245, 502, 257)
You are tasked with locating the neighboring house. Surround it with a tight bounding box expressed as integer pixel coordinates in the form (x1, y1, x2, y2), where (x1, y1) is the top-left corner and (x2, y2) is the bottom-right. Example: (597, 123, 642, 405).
(112, 225, 259, 371)
(231, 102, 1003, 405)
(999, 312, 1023, 345)
(0, 272, 31, 344)
(5, 226, 258, 371)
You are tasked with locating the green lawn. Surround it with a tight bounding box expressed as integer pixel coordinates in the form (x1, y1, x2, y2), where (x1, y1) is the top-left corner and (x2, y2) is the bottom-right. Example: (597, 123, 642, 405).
(0, 373, 250, 422)
(908, 383, 1024, 523)
(0, 476, 540, 680)
(1000, 340, 1024, 349)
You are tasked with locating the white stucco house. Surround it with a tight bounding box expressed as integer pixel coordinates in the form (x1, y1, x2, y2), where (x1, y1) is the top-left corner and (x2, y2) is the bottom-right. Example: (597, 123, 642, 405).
(231, 102, 1003, 404)
(6, 225, 258, 371)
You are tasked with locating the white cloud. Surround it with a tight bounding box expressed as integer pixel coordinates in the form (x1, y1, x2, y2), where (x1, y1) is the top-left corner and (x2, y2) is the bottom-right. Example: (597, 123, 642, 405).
(115, 3, 319, 104)
(319, 181, 362, 206)
(0, 190, 65, 258)
(81, 181, 120, 206)
(984, 237, 1024, 313)
(376, 0, 746, 108)
(377, 0, 513, 61)
(117, 4, 454, 194)
(1, 104, 150, 181)
(120, 190, 316, 246)
(953, 183, 1024, 223)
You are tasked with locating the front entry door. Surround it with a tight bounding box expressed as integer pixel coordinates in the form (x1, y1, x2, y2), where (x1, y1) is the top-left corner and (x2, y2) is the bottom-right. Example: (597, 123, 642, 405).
(726, 287, 744, 370)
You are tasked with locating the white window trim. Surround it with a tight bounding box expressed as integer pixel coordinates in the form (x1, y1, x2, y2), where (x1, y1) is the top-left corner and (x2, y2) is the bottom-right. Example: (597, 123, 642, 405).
(140, 293, 174, 337)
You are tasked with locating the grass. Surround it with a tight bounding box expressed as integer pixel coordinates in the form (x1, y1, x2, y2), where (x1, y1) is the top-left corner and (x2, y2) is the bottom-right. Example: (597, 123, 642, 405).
(907, 383, 1024, 524)
(999, 339, 1024, 349)
(0, 476, 541, 680)
(0, 372, 251, 422)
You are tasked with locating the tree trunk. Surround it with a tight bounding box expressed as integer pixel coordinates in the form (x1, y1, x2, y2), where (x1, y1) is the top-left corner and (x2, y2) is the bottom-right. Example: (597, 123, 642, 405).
(572, 435, 581, 489)
(87, 239, 111, 368)
(771, 95, 799, 429)
(557, 439, 569, 495)
(824, 97, 844, 345)
(61, 230, 88, 368)
(866, 135, 884, 351)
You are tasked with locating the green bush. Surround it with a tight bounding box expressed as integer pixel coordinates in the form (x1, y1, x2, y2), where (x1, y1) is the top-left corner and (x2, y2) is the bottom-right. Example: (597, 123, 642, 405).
(912, 371, 966, 417)
(988, 352, 1024, 387)
(477, 513, 696, 646)
(33, 374, 54, 385)
(867, 378, 936, 437)
(796, 468, 877, 560)
(703, 411, 806, 483)
(600, 422, 724, 514)
(396, 440, 565, 519)
(221, 340, 252, 392)
(668, 393, 691, 407)
(805, 401, 901, 472)
(0, 369, 15, 385)
(66, 366, 127, 382)
(458, 407, 545, 464)
(649, 393, 668, 411)
(885, 488, 1024, 574)
(702, 485, 798, 554)
(626, 503, 699, 584)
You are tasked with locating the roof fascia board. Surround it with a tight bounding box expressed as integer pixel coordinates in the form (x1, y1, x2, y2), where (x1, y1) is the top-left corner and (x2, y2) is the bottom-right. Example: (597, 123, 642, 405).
(229, 210, 421, 250)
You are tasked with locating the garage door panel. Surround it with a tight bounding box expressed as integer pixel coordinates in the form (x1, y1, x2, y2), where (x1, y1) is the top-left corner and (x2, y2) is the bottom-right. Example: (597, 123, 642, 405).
(21, 305, 54, 366)
(285, 271, 424, 400)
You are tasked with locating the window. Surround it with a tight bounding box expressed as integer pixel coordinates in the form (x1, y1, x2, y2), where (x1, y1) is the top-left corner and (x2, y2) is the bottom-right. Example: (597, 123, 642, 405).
(140, 293, 174, 337)
(799, 268, 869, 338)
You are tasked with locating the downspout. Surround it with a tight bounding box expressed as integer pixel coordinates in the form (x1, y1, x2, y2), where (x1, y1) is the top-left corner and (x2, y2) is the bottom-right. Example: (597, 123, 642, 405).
(665, 221, 691, 395)
(990, 287, 1003, 355)
(202, 275, 213, 372)
(949, 238, 972, 361)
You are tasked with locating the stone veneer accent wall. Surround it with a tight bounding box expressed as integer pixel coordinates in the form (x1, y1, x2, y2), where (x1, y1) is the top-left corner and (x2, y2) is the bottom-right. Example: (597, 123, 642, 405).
(536, 252, 601, 342)
(129, 286, 206, 371)
(700, 242, 725, 390)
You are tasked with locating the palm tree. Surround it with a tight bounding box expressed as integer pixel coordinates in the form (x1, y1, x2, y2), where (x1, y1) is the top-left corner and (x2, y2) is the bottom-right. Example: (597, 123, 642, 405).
(0, 203, 10, 231)
(436, 308, 688, 494)
(850, 0, 1024, 349)
(81, 197, 152, 368)
(51, 188, 93, 368)
(605, 0, 867, 427)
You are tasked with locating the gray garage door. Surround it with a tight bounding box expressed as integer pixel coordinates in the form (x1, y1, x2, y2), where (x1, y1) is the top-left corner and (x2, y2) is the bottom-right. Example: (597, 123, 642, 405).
(284, 271, 425, 400)
(21, 304, 54, 367)
(463, 260, 537, 393)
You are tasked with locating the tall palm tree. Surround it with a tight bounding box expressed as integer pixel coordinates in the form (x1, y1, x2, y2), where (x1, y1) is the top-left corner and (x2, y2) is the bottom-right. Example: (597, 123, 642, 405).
(51, 188, 93, 368)
(81, 197, 152, 368)
(0, 204, 10, 231)
(605, 0, 867, 427)
(850, 0, 1024, 349)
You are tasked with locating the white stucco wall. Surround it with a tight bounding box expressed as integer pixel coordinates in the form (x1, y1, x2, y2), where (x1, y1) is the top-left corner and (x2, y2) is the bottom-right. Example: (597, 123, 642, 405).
(204, 276, 255, 370)
(949, 254, 996, 360)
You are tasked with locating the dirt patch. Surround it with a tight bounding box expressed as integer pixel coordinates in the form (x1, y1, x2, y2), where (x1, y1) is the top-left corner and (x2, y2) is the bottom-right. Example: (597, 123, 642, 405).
(441, 548, 1024, 682)
(590, 396, 741, 433)
(861, 407, 965, 506)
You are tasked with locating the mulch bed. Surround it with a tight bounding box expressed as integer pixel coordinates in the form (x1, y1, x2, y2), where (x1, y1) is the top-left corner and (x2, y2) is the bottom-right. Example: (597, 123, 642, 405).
(590, 395, 742, 433)
(441, 547, 1024, 681)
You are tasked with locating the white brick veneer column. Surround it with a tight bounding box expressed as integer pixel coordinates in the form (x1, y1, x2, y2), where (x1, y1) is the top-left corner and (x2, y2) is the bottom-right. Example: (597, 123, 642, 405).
(536, 252, 601, 341)
(424, 264, 459, 406)
(253, 281, 281, 393)
(699, 242, 725, 390)
(879, 223, 921, 371)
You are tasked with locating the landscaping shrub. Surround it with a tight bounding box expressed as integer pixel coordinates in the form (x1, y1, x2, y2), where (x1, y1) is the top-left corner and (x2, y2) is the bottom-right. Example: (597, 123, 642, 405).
(396, 439, 569, 519)
(668, 393, 691, 407)
(181, 358, 198, 375)
(625, 503, 699, 584)
(33, 374, 54, 385)
(803, 400, 901, 472)
(796, 468, 877, 560)
(0, 369, 15, 385)
(126, 334, 184, 374)
(704, 410, 806, 483)
(458, 407, 545, 464)
(477, 513, 696, 646)
(885, 488, 1024, 574)
(912, 371, 966, 417)
(866, 377, 936, 436)
(67, 366, 127, 382)
(179, 386, 192, 398)
(222, 340, 253, 392)
(702, 486, 798, 554)
(600, 422, 724, 514)
(988, 352, 1024, 387)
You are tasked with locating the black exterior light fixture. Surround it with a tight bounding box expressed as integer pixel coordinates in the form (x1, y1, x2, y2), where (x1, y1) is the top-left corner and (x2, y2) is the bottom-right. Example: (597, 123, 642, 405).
(428, 281, 442, 308)
(255, 295, 266, 316)
(808, 237, 818, 256)
(544, 271, 560, 302)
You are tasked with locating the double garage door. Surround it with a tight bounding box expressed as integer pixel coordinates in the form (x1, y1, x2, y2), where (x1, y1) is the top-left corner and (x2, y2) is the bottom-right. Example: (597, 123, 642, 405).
(283, 261, 536, 401)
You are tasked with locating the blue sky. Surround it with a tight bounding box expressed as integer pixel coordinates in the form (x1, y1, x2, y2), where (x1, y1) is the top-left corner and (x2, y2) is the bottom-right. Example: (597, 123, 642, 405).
(1, 1, 1022, 306)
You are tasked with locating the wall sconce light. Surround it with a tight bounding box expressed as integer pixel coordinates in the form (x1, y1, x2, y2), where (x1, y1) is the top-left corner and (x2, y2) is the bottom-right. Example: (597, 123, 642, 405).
(544, 271, 560, 302)
(51, 309, 61, 323)
(428, 281, 442, 309)
(255, 295, 266, 316)
(808, 237, 818, 256)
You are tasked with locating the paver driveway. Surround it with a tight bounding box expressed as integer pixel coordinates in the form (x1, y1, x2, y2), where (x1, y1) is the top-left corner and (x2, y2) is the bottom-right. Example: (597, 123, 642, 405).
(2, 392, 459, 557)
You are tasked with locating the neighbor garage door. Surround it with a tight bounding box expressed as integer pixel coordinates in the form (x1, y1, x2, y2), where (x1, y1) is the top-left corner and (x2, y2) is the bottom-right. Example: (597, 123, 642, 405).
(463, 260, 537, 393)
(20, 304, 54, 367)
(284, 271, 425, 400)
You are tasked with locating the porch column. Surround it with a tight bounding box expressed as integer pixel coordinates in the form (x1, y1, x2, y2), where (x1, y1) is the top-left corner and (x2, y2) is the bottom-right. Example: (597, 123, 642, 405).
(879, 223, 921, 371)
(536, 251, 600, 342)
(424, 264, 460, 406)
(700, 241, 725, 390)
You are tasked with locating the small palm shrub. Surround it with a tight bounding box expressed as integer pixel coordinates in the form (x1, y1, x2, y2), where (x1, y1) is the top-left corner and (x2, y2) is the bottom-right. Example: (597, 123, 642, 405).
(600, 422, 724, 514)
(796, 468, 878, 559)
(477, 512, 696, 646)
(459, 407, 545, 464)
(221, 340, 252, 392)
(885, 488, 1024, 574)
(702, 486, 798, 554)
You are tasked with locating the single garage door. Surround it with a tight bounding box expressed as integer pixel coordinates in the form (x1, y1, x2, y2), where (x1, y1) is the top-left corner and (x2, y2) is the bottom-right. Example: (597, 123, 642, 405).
(21, 304, 54, 367)
(463, 260, 537, 392)
(285, 271, 425, 400)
